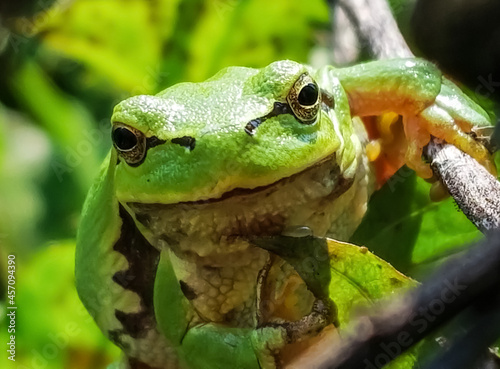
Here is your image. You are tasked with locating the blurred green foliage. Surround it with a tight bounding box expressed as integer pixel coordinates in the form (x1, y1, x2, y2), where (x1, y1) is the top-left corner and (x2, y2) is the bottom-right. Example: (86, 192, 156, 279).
(0, 0, 493, 368)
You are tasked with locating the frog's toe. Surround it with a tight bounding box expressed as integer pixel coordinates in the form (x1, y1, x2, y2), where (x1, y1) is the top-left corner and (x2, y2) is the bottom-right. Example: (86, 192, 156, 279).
(420, 103, 492, 167)
(402, 76, 495, 178)
(250, 298, 335, 369)
(403, 116, 433, 178)
(437, 81, 492, 131)
(430, 180, 451, 202)
(422, 103, 488, 156)
(405, 139, 433, 178)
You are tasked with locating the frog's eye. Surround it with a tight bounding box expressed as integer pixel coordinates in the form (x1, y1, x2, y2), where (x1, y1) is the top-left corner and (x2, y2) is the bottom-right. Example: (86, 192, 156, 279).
(112, 124, 146, 165)
(287, 73, 320, 124)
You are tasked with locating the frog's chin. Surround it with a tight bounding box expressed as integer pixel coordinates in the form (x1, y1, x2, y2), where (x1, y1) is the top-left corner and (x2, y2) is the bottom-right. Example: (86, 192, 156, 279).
(126, 153, 355, 256)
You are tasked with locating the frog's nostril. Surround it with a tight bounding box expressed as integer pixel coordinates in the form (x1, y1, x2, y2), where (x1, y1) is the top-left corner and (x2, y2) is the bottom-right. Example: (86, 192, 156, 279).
(171, 136, 196, 151)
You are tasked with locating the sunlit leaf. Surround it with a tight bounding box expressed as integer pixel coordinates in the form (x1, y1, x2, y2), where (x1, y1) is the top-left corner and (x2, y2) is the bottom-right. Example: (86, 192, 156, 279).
(351, 167, 481, 274)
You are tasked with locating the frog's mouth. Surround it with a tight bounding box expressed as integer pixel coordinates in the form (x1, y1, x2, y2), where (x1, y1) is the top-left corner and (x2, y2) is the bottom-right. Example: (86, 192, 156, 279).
(126, 153, 358, 249)
(176, 155, 344, 206)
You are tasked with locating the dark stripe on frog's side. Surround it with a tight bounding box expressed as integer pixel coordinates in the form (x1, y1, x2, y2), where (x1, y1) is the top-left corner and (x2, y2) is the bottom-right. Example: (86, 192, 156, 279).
(108, 204, 160, 343)
(129, 357, 160, 369)
(179, 280, 197, 300)
(108, 330, 130, 351)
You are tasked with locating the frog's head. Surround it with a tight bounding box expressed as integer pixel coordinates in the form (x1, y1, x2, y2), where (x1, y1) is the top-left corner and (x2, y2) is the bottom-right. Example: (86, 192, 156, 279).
(111, 60, 342, 205)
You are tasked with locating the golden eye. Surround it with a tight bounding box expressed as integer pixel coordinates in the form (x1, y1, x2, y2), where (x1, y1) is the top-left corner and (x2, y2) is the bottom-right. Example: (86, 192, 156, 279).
(112, 124, 146, 165)
(287, 73, 320, 124)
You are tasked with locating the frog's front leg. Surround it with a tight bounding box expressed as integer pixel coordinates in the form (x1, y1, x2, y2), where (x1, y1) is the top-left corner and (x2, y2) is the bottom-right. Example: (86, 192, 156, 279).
(155, 247, 336, 369)
(334, 58, 494, 178)
(154, 249, 287, 369)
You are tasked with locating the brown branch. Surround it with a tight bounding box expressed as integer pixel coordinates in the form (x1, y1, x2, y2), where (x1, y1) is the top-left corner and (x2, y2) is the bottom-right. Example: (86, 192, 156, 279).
(426, 141, 500, 232)
(331, 0, 500, 232)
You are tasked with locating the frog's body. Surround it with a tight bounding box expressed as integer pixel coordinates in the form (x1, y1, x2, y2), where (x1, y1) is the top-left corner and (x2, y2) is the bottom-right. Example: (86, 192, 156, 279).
(76, 59, 492, 369)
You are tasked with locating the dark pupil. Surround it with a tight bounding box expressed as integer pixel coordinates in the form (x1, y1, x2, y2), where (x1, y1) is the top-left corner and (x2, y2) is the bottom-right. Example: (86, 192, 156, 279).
(298, 83, 319, 106)
(113, 127, 137, 150)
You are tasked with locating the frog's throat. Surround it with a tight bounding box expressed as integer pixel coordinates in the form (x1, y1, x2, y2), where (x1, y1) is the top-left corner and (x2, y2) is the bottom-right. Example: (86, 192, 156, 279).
(126, 153, 354, 256)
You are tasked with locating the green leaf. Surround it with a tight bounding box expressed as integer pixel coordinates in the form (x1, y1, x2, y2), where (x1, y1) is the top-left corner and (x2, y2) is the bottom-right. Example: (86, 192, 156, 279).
(351, 167, 481, 274)
(254, 236, 417, 368)
(325, 239, 414, 323)
(326, 239, 418, 369)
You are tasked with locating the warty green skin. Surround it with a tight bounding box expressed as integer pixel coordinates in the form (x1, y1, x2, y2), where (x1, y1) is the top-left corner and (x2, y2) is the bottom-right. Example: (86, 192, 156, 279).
(75, 58, 491, 369)
(111, 61, 355, 204)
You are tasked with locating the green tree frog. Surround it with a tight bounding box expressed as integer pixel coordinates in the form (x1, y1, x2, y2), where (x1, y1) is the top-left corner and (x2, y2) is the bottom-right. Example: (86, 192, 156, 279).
(76, 59, 493, 369)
